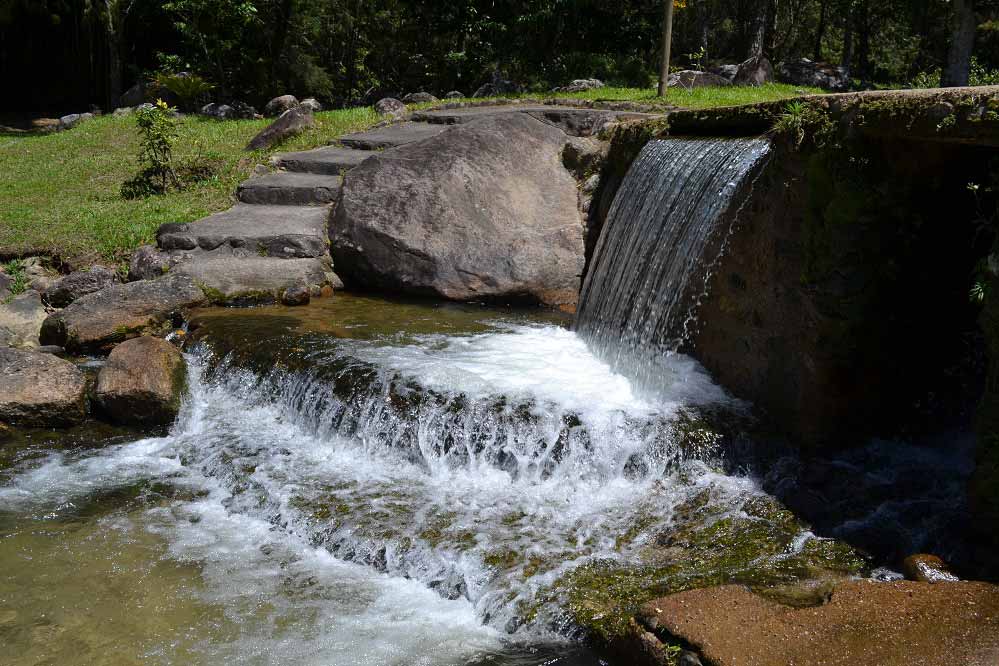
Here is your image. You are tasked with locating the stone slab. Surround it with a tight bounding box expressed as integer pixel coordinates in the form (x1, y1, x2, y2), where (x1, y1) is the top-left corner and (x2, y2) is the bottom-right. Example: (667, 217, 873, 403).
(237, 172, 343, 206)
(338, 122, 448, 150)
(272, 146, 373, 175)
(171, 254, 334, 304)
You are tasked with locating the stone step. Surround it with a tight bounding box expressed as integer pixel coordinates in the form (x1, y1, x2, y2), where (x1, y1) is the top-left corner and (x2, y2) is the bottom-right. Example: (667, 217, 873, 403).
(156, 204, 329, 259)
(338, 122, 448, 150)
(237, 172, 342, 206)
(412, 105, 661, 136)
(272, 146, 372, 175)
(170, 253, 336, 304)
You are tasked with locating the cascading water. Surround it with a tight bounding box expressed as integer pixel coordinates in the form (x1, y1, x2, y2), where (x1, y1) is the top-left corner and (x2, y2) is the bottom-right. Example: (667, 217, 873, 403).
(575, 137, 771, 391)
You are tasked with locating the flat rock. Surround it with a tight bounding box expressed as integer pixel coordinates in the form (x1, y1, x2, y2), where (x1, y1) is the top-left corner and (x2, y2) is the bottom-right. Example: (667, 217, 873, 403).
(412, 105, 657, 136)
(331, 113, 584, 307)
(0, 348, 87, 426)
(170, 253, 334, 304)
(42, 266, 120, 308)
(272, 146, 373, 175)
(236, 172, 342, 206)
(39, 274, 206, 353)
(0, 291, 47, 348)
(338, 122, 447, 150)
(641, 581, 999, 666)
(96, 336, 186, 427)
(156, 204, 329, 258)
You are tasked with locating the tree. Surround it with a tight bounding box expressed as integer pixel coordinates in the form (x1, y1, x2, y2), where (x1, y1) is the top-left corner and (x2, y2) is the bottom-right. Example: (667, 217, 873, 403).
(943, 0, 977, 86)
(658, 0, 676, 96)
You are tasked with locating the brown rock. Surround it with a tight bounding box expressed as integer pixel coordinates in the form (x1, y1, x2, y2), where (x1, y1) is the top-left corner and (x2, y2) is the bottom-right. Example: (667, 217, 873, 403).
(640, 581, 999, 666)
(96, 337, 187, 427)
(42, 266, 120, 308)
(0, 348, 87, 426)
(902, 553, 959, 583)
(246, 105, 315, 151)
(39, 274, 206, 353)
(281, 285, 311, 306)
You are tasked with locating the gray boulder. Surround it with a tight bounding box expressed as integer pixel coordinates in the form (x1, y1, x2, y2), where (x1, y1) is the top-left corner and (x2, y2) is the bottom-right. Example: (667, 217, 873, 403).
(374, 98, 407, 118)
(734, 55, 774, 86)
(229, 101, 258, 119)
(300, 97, 323, 112)
(331, 113, 584, 308)
(473, 74, 521, 98)
(129, 245, 180, 281)
(667, 70, 732, 89)
(42, 266, 120, 308)
(777, 58, 849, 91)
(401, 92, 439, 104)
(552, 78, 604, 93)
(58, 112, 94, 130)
(445, 91, 465, 99)
(264, 94, 299, 116)
(0, 270, 11, 301)
(118, 82, 146, 108)
(96, 336, 187, 427)
(40, 274, 206, 353)
(711, 64, 740, 81)
(245, 105, 314, 151)
(0, 292, 47, 348)
(0, 348, 87, 427)
(200, 102, 235, 119)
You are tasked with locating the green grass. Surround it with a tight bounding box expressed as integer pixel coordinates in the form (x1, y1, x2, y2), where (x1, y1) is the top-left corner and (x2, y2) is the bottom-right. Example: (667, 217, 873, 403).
(0, 83, 817, 265)
(0, 107, 377, 264)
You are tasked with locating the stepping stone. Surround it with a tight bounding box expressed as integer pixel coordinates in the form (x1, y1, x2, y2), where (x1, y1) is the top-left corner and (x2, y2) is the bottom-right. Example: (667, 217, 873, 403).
(237, 172, 342, 206)
(338, 122, 448, 150)
(170, 254, 335, 304)
(156, 204, 329, 258)
(272, 146, 372, 175)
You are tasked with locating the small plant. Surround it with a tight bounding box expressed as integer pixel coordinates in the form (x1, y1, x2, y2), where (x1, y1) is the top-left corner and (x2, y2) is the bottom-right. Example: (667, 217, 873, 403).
(773, 101, 835, 149)
(687, 46, 707, 72)
(152, 72, 214, 111)
(1, 259, 28, 302)
(121, 100, 181, 199)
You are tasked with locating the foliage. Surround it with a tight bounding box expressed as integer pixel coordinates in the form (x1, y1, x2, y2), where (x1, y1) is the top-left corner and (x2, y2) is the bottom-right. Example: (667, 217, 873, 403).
(151, 72, 215, 109)
(122, 100, 182, 198)
(773, 100, 836, 149)
(1, 260, 28, 300)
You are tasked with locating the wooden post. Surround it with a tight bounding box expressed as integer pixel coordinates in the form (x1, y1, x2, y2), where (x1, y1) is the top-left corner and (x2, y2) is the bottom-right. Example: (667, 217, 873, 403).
(657, 1, 674, 97)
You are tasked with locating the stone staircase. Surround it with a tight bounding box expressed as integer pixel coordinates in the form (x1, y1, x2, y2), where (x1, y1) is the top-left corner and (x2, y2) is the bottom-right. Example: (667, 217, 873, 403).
(150, 108, 656, 304)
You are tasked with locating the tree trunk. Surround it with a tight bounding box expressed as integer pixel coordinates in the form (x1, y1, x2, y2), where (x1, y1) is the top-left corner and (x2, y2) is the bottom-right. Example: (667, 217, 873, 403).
(747, 1, 768, 58)
(856, 0, 870, 80)
(657, 0, 674, 97)
(814, 0, 827, 61)
(104, 1, 122, 109)
(841, 0, 854, 75)
(943, 0, 976, 87)
(696, 0, 710, 55)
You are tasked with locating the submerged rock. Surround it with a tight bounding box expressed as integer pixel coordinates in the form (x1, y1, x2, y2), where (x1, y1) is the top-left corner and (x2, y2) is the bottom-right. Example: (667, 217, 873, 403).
(638, 580, 999, 666)
(0, 348, 87, 426)
(0, 291, 47, 348)
(42, 266, 119, 308)
(40, 274, 206, 353)
(902, 553, 959, 583)
(96, 336, 186, 427)
(331, 113, 584, 307)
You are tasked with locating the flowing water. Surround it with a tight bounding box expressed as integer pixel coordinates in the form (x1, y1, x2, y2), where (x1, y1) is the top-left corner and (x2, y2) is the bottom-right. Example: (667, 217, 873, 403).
(575, 137, 771, 390)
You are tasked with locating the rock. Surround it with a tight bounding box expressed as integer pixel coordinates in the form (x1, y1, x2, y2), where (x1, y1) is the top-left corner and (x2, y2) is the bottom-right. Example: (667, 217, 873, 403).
(734, 55, 774, 86)
(678, 652, 704, 666)
(30, 118, 61, 133)
(129, 245, 180, 281)
(639, 581, 999, 666)
(777, 58, 850, 91)
(200, 102, 234, 119)
(300, 97, 323, 112)
(667, 70, 732, 89)
(711, 64, 740, 81)
(136, 102, 155, 113)
(331, 113, 584, 307)
(401, 92, 439, 104)
(245, 105, 315, 151)
(374, 98, 407, 118)
(562, 136, 609, 180)
(473, 74, 521, 98)
(58, 112, 94, 130)
(0, 348, 87, 426)
(113, 107, 133, 117)
(95, 336, 186, 427)
(0, 270, 11, 301)
(42, 266, 120, 308)
(170, 254, 333, 304)
(39, 274, 206, 353)
(552, 78, 604, 93)
(902, 554, 960, 583)
(445, 91, 465, 99)
(118, 82, 146, 108)
(20, 256, 58, 292)
(281, 285, 311, 306)
(0, 292, 47, 348)
(264, 94, 299, 116)
(229, 101, 258, 119)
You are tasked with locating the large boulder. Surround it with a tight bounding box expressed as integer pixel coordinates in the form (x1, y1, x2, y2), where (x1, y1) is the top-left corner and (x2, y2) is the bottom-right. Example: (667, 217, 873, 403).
(199, 102, 234, 120)
(264, 94, 299, 116)
(300, 97, 323, 112)
(552, 78, 604, 93)
(401, 92, 439, 104)
(96, 336, 186, 427)
(668, 70, 732, 89)
(734, 55, 774, 86)
(331, 113, 584, 307)
(0, 348, 87, 426)
(0, 292, 47, 348)
(777, 58, 850, 91)
(39, 274, 206, 353)
(374, 98, 407, 118)
(42, 266, 119, 308)
(711, 64, 740, 81)
(245, 105, 314, 151)
(58, 112, 94, 131)
(118, 82, 146, 108)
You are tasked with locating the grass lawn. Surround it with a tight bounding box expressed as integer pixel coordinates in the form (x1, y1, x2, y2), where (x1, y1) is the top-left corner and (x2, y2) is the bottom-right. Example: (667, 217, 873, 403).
(0, 83, 820, 267)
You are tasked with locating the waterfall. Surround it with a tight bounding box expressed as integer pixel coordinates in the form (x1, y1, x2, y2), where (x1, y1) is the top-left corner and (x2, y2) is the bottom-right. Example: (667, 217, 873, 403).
(575, 137, 771, 394)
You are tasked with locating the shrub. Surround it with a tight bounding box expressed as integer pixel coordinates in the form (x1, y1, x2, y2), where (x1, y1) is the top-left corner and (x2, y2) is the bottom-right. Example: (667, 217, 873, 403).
(152, 72, 214, 111)
(121, 100, 181, 199)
